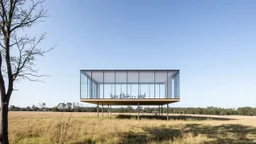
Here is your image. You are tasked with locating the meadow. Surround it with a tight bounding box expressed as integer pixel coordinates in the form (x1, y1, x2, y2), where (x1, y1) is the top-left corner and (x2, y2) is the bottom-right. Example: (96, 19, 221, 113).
(8, 111, 256, 144)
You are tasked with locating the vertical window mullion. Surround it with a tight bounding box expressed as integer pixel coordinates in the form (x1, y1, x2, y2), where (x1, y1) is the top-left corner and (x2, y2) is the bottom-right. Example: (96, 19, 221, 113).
(102, 71, 105, 98)
(90, 71, 92, 99)
(86, 74, 88, 98)
(154, 71, 155, 99)
(114, 71, 116, 97)
(166, 71, 168, 99)
(138, 71, 140, 97)
(126, 71, 128, 95)
(80, 71, 81, 99)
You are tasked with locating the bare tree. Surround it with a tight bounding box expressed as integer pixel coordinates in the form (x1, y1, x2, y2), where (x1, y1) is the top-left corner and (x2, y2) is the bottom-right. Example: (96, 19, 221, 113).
(0, 0, 52, 143)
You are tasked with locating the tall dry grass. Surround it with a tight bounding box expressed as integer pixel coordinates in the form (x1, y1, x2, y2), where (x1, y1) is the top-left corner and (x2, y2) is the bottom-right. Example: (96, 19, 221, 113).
(8, 112, 256, 144)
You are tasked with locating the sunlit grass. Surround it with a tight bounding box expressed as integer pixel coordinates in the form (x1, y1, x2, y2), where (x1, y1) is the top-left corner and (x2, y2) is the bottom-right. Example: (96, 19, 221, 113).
(8, 112, 256, 144)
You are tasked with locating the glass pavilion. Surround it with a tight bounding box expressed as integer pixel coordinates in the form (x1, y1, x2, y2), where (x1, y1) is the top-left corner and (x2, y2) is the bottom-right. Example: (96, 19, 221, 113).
(80, 69, 180, 105)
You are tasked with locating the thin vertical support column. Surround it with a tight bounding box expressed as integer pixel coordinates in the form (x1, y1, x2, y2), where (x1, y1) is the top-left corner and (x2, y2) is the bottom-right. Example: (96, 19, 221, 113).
(160, 105, 162, 115)
(158, 105, 160, 115)
(137, 103, 140, 120)
(101, 103, 103, 118)
(167, 104, 169, 120)
(97, 102, 99, 118)
(161, 105, 163, 115)
(160, 105, 163, 116)
(108, 104, 110, 116)
(162, 105, 164, 115)
(110, 105, 112, 116)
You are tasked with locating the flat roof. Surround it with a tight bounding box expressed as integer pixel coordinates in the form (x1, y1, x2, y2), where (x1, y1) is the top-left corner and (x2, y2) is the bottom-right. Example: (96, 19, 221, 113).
(80, 69, 180, 71)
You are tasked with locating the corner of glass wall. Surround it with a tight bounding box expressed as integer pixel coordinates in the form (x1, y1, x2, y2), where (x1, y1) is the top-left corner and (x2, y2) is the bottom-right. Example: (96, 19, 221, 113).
(167, 71, 173, 99)
(92, 71, 103, 99)
(173, 71, 180, 98)
(80, 70, 91, 99)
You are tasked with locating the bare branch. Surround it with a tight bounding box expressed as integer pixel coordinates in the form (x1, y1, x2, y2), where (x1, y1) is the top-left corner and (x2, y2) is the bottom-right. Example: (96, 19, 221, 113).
(10, 0, 47, 32)
(11, 33, 54, 82)
(19, 75, 43, 82)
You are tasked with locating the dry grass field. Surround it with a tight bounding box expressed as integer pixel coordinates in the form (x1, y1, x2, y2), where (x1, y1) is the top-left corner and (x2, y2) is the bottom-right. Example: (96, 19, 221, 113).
(8, 111, 256, 144)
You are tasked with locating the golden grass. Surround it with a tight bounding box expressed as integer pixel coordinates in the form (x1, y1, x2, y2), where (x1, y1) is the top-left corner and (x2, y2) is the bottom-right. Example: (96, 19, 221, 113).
(8, 112, 256, 144)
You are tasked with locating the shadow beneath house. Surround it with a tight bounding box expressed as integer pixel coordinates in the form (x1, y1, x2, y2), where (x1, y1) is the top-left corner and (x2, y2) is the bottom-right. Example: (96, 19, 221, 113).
(119, 124, 256, 144)
(116, 114, 236, 121)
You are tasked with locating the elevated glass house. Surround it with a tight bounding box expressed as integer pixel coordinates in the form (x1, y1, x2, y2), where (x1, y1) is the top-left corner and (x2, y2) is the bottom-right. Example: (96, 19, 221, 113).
(80, 69, 180, 105)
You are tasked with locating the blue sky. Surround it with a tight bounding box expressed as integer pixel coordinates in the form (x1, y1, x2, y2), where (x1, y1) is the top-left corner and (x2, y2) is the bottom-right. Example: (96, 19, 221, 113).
(10, 0, 256, 108)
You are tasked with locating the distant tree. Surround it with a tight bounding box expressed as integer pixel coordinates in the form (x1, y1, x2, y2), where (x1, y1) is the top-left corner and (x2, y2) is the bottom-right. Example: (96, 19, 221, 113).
(51, 106, 59, 112)
(72, 103, 78, 112)
(39, 103, 46, 110)
(31, 105, 39, 111)
(57, 103, 66, 111)
(66, 102, 72, 111)
(8, 105, 15, 111)
(26, 106, 31, 111)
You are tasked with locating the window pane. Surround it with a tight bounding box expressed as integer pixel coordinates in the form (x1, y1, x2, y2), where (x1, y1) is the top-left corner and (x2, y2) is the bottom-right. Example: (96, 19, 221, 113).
(174, 72, 180, 98)
(139, 71, 154, 98)
(116, 71, 127, 97)
(167, 71, 173, 98)
(81, 71, 91, 98)
(155, 71, 167, 98)
(104, 71, 115, 98)
(92, 71, 103, 98)
(80, 72, 88, 98)
(128, 71, 138, 98)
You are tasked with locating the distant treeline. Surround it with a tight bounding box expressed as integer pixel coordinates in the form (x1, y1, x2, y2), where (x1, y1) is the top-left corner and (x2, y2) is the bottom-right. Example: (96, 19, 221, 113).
(8, 103, 256, 116)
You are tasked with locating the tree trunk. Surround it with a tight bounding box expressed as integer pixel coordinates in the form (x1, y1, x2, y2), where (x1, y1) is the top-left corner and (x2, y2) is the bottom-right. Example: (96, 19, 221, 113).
(0, 98, 9, 144)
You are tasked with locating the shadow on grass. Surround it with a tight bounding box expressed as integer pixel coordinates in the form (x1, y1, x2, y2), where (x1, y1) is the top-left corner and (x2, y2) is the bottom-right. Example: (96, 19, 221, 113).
(119, 124, 256, 144)
(116, 114, 236, 121)
(184, 124, 256, 144)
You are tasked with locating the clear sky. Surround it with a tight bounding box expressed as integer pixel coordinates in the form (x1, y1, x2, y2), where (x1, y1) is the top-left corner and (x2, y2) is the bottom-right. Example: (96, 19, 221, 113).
(10, 0, 256, 108)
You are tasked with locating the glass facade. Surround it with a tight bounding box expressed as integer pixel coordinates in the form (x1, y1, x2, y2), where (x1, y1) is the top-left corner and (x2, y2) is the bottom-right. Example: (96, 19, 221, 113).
(80, 70, 180, 99)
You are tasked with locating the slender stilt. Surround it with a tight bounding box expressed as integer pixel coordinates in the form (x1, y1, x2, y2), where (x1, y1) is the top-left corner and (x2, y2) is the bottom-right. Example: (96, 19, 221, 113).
(167, 104, 169, 120)
(160, 105, 162, 115)
(101, 104, 103, 118)
(137, 103, 140, 120)
(110, 105, 112, 116)
(161, 105, 163, 116)
(108, 104, 110, 116)
(158, 105, 160, 116)
(97, 102, 99, 118)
